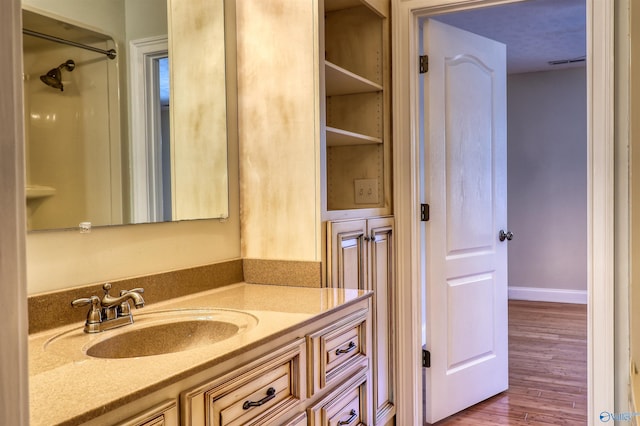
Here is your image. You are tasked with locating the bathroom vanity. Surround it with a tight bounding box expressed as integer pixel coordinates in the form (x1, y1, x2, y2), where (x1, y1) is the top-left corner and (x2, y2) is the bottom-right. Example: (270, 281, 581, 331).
(28, 283, 372, 426)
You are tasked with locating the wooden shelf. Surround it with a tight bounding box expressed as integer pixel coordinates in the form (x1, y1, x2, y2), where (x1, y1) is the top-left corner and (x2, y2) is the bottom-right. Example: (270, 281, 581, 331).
(325, 61, 382, 96)
(25, 184, 56, 200)
(326, 126, 382, 146)
(324, 0, 363, 12)
(325, 0, 388, 16)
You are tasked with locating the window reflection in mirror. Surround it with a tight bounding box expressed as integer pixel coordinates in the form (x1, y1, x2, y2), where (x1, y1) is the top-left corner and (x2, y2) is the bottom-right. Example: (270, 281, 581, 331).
(158, 56, 172, 222)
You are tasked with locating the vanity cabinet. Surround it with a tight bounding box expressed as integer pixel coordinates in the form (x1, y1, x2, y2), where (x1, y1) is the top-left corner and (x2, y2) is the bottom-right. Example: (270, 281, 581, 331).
(322, 0, 391, 219)
(180, 296, 373, 426)
(327, 216, 395, 425)
(30, 287, 373, 426)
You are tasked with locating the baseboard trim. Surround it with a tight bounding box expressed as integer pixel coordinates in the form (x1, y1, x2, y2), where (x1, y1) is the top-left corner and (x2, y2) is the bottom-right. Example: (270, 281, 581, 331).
(508, 286, 587, 304)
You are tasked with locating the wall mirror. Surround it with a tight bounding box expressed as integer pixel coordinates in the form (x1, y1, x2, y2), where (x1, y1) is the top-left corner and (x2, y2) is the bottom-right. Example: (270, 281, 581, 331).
(21, 0, 233, 231)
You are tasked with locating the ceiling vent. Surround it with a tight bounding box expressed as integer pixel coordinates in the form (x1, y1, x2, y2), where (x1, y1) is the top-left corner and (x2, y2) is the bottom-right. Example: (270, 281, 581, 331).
(548, 56, 586, 66)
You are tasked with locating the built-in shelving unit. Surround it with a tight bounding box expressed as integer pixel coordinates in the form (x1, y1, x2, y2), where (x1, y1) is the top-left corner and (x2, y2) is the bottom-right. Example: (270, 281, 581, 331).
(322, 0, 391, 218)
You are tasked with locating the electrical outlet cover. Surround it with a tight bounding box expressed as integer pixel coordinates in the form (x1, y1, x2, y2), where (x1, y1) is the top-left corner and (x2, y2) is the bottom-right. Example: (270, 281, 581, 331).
(354, 179, 378, 204)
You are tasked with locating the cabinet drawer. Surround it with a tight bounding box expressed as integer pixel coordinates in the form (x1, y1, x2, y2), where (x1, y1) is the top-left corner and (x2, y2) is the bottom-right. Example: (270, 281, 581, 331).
(308, 368, 371, 426)
(307, 309, 369, 396)
(183, 339, 305, 426)
(325, 326, 360, 370)
(117, 400, 178, 426)
(208, 362, 292, 425)
(282, 412, 307, 426)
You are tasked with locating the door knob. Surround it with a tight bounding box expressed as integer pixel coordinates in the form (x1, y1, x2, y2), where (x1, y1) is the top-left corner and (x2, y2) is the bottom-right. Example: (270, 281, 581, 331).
(499, 230, 513, 242)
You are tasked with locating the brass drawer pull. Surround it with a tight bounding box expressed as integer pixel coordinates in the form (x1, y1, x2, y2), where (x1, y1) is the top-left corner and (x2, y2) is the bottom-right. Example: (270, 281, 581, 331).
(242, 387, 276, 410)
(335, 341, 357, 355)
(338, 409, 358, 425)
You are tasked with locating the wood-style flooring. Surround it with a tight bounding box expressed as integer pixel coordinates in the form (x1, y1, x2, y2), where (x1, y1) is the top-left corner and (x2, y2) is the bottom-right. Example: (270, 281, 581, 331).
(431, 300, 587, 425)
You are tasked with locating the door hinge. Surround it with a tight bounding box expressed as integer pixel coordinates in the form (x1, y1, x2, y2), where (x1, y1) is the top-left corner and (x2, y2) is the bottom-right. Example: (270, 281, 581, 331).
(421, 204, 430, 221)
(419, 55, 429, 73)
(422, 348, 431, 368)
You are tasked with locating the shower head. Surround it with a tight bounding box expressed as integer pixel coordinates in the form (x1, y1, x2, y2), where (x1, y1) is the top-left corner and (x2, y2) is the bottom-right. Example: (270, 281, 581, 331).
(40, 59, 75, 92)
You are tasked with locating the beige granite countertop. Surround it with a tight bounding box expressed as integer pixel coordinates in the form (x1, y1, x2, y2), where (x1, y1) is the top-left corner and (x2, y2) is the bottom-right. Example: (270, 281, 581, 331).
(29, 283, 370, 426)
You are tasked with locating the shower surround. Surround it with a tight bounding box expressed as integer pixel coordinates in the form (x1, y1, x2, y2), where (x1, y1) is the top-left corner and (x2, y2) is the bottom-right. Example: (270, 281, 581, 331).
(22, 10, 122, 231)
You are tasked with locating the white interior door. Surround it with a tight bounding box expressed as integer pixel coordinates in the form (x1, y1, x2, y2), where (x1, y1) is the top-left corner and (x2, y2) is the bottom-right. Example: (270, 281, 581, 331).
(422, 19, 509, 423)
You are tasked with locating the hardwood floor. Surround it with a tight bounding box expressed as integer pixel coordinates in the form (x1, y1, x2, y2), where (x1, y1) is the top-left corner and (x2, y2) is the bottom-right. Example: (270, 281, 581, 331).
(431, 300, 587, 425)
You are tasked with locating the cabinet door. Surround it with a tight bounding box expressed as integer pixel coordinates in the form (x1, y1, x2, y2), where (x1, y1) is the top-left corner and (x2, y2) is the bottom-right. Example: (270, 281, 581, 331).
(327, 217, 395, 424)
(367, 217, 395, 424)
(327, 219, 367, 290)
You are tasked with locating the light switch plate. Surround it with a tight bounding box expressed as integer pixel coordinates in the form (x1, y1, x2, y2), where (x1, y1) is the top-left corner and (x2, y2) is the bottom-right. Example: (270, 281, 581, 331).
(354, 179, 378, 204)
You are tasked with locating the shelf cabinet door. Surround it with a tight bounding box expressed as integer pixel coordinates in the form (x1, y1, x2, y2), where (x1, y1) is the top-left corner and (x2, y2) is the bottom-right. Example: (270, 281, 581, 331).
(367, 217, 395, 425)
(326, 216, 395, 425)
(327, 219, 368, 290)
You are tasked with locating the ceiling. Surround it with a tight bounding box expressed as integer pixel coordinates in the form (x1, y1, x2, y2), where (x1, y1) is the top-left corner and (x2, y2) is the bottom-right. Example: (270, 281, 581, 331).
(432, 0, 586, 74)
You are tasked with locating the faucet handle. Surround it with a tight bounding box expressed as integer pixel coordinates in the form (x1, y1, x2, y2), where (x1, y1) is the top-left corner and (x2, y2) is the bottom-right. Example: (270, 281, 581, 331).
(120, 287, 144, 296)
(71, 295, 102, 333)
(102, 283, 113, 294)
(71, 296, 97, 308)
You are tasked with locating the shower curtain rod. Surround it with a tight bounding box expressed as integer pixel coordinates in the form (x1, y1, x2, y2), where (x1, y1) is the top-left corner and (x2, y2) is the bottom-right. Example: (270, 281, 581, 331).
(23, 28, 117, 60)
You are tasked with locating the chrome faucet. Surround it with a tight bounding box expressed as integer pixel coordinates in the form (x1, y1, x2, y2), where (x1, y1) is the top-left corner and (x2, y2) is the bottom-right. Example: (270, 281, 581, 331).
(72, 283, 145, 333)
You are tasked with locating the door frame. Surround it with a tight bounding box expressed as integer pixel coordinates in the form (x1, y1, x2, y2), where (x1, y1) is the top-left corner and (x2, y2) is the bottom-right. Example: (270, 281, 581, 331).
(1, 0, 29, 424)
(129, 36, 169, 223)
(392, 0, 615, 424)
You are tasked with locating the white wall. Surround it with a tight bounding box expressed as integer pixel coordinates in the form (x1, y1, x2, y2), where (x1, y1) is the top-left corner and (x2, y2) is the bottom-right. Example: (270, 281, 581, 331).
(507, 67, 587, 301)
